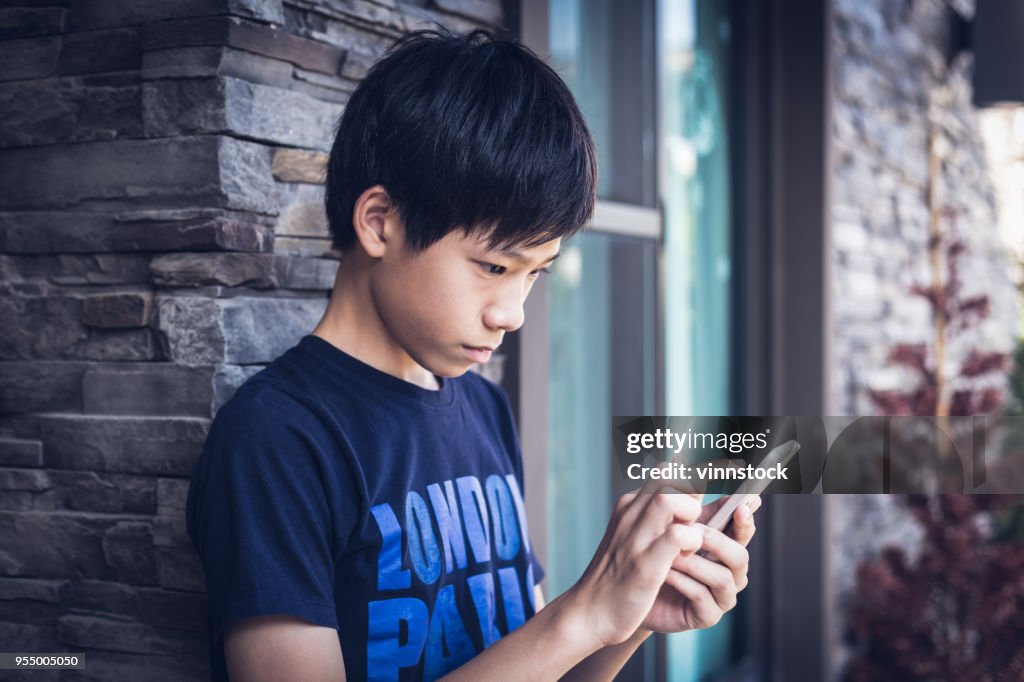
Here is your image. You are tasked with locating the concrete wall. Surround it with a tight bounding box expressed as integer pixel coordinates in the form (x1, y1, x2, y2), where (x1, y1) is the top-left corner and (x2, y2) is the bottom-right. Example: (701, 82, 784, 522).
(0, 1, 502, 679)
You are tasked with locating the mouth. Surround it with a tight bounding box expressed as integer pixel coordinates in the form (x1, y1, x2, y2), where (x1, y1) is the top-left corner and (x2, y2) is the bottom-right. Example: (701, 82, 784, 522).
(462, 345, 496, 364)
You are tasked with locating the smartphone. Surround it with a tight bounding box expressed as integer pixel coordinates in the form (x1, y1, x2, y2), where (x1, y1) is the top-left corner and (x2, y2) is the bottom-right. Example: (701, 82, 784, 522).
(696, 440, 800, 555)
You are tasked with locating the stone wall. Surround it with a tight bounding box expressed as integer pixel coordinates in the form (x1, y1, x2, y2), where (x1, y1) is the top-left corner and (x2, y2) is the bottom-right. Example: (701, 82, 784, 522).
(830, 0, 1016, 416)
(0, 1, 502, 679)
(827, 0, 1018, 677)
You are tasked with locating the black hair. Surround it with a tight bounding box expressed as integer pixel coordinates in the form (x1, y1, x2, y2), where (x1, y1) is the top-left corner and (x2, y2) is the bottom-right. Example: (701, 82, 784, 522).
(324, 28, 597, 252)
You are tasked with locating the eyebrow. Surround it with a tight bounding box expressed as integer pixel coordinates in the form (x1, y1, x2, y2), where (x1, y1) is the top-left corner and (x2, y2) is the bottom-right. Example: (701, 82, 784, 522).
(499, 248, 561, 266)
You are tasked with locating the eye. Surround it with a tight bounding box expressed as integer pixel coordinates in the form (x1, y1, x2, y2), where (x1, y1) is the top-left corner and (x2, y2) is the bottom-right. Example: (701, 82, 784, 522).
(480, 262, 507, 276)
(529, 267, 552, 279)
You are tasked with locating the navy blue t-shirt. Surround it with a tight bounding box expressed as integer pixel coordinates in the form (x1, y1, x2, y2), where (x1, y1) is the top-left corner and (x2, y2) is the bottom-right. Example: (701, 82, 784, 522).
(186, 335, 545, 681)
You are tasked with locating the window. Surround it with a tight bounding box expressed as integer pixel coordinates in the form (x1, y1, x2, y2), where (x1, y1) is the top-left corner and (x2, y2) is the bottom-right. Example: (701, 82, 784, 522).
(516, 1, 747, 679)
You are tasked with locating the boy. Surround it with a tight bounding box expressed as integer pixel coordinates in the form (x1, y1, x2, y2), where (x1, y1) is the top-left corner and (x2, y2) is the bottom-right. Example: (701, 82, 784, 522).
(186, 29, 759, 681)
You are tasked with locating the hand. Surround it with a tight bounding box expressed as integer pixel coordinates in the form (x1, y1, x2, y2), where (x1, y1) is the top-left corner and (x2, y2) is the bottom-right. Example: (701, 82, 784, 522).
(563, 477, 706, 648)
(639, 495, 761, 633)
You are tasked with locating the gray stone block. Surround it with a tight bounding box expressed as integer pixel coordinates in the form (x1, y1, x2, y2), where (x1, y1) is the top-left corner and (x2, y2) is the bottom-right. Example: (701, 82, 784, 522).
(60, 651, 210, 682)
(140, 45, 222, 79)
(82, 364, 213, 417)
(0, 438, 44, 467)
(57, 28, 140, 76)
(4, 254, 152, 286)
(0, 469, 50, 492)
(212, 364, 263, 411)
(47, 471, 157, 515)
(136, 587, 207, 632)
(0, 137, 276, 214)
(273, 236, 335, 258)
(0, 490, 34, 511)
(271, 148, 327, 183)
(0, 7, 67, 39)
(274, 255, 338, 290)
(0, 36, 60, 81)
(0, 79, 142, 148)
(141, 78, 226, 137)
(155, 546, 205, 592)
(0, 295, 156, 361)
(0, 511, 118, 580)
(145, 76, 344, 149)
(68, 0, 284, 31)
(154, 297, 226, 366)
(219, 45, 294, 86)
(224, 77, 343, 149)
(101, 521, 157, 585)
(81, 293, 152, 329)
(150, 252, 335, 291)
(38, 415, 209, 476)
(109, 210, 275, 253)
(150, 253, 278, 288)
(219, 135, 278, 214)
(56, 613, 206, 656)
(0, 592, 63, 625)
(0, 621, 61, 657)
(220, 296, 327, 362)
(274, 182, 329, 237)
(157, 295, 325, 365)
(0, 139, 218, 211)
(143, 15, 342, 74)
(156, 479, 190, 516)
(0, 362, 85, 414)
(0, 213, 117, 254)
(433, 0, 502, 25)
(152, 515, 188, 548)
(0, 295, 86, 360)
(0, 576, 65, 603)
(292, 65, 353, 99)
(64, 579, 137, 618)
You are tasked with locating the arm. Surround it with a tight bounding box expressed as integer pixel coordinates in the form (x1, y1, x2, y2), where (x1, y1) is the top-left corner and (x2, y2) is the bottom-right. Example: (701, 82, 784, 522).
(538, 587, 652, 682)
(224, 615, 346, 682)
(436, 489, 707, 680)
(557, 495, 762, 681)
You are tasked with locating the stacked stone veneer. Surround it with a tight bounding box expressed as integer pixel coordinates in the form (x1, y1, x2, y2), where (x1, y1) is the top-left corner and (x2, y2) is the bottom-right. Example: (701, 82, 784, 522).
(828, 0, 1018, 678)
(830, 0, 1017, 416)
(0, 1, 501, 679)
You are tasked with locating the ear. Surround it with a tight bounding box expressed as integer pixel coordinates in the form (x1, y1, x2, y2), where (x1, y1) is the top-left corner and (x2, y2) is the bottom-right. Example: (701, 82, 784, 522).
(351, 185, 402, 258)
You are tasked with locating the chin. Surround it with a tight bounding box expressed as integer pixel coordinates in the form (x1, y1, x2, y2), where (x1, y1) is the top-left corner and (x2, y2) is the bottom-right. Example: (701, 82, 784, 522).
(435, 363, 475, 379)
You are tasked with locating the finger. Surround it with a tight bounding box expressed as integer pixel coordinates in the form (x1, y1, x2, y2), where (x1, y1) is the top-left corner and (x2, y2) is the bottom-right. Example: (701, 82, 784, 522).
(697, 525, 751, 587)
(728, 504, 757, 546)
(616, 463, 703, 531)
(663, 569, 724, 629)
(630, 494, 704, 550)
(646, 523, 704, 576)
(672, 552, 740, 610)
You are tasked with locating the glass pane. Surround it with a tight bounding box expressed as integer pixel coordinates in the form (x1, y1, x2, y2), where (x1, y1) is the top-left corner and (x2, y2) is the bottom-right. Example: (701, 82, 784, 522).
(661, 0, 733, 417)
(546, 233, 658, 597)
(549, 0, 655, 205)
(659, 0, 739, 680)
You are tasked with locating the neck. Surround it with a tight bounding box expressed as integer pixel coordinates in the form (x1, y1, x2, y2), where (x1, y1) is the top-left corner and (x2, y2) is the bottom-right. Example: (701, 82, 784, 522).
(312, 255, 440, 390)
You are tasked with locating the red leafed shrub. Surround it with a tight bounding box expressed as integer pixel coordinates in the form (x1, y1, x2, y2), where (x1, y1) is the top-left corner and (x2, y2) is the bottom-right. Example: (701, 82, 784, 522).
(845, 237, 1024, 682)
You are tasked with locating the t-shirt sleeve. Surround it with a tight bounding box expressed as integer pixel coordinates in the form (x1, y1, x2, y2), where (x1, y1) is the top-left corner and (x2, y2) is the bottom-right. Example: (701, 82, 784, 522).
(186, 383, 353, 644)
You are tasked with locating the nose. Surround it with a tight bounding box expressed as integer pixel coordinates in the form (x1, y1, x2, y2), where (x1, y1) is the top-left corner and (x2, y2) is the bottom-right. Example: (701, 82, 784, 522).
(483, 282, 526, 333)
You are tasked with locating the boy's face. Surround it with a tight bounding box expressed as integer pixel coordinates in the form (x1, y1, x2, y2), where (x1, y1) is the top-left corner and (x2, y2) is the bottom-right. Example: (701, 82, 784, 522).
(369, 227, 561, 378)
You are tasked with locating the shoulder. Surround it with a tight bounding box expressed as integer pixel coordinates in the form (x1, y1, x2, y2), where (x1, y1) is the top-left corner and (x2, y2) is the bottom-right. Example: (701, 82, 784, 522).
(201, 375, 345, 479)
(211, 377, 327, 440)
